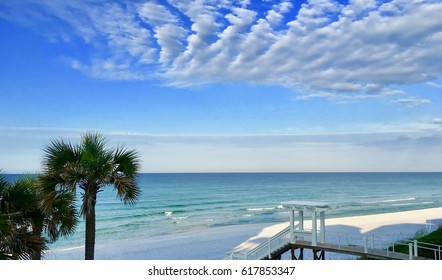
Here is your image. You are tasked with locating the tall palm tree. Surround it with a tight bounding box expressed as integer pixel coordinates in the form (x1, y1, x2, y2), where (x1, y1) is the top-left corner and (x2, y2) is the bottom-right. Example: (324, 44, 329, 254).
(39, 132, 141, 260)
(0, 174, 77, 259)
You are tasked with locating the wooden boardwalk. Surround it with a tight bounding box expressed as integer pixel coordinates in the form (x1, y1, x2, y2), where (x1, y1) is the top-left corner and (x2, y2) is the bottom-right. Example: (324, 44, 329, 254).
(262, 240, 431, 260)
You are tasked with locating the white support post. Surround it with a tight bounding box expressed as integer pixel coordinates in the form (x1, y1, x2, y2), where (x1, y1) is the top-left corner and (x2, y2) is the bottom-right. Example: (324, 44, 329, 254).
(312, 211, 318, 246)
(299, 210, 304, 230)
(319, 211, 325, 243)
(299, 210, 304, 241)
(371, 234, 375, 249)
(268, 238, 271, 259)
(414, 240, 418, 257)
(364, 237, 368, 253)
(290, 209, 295, 243)
(409, 243, 413, 260)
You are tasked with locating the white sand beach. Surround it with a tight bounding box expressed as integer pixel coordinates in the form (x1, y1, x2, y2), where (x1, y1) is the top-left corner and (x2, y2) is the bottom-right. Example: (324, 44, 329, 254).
(45, 207, 442, 260)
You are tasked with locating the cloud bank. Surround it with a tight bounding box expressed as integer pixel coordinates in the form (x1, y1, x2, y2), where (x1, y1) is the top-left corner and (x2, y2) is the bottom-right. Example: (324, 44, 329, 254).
(1, 126, 441, 173)
(1, 0, 442, 98)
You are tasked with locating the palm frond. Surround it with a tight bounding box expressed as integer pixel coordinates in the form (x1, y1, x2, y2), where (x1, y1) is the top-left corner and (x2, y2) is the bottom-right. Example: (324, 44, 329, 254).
(0, 213, 9, 236)
(113, 176, 141, 205)
(113, 146, 140, 177)
(80, 132, 116, 183)
(81, 132, 107, 153)
(37, 174, 79, 241)
(80, 132, 108, 167)
(1, 178, 35, 215)
(0, 172, 9, 196)
(7, 226, 47, 260)
(37, 174, 62, 214)
(0, 213, 11, 259)
(0, 214, 47, 260)
(45, 190, 78, 242)
(42, 139, 80, 173)
(111, 146, 141, 205)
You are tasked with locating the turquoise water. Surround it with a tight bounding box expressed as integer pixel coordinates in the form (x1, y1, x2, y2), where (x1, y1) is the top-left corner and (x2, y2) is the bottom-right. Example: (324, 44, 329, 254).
(5, 173, 442, 249)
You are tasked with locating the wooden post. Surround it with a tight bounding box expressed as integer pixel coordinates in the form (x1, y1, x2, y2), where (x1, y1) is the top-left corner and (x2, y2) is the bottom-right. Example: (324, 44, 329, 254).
(291, 247, 304, 260)
(409, 243, 413, 260)
(313, 249, 325, 260)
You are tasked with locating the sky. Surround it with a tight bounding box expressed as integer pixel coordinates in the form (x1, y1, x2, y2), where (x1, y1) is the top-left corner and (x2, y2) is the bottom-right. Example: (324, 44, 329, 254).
(0, 0, 442, 173)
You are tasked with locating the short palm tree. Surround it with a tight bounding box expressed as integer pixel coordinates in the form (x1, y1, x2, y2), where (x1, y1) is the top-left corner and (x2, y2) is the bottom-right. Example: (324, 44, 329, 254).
(39, 132, 141, 260)
(1, 174, 46, 260)
(16, 176, 77, 259)
(0, 174, 14, 260)
(0, 174, 77, 259)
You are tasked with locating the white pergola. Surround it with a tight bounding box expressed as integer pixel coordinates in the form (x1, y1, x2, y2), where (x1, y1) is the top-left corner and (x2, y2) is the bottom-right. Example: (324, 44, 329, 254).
(281, 201, 330, 246)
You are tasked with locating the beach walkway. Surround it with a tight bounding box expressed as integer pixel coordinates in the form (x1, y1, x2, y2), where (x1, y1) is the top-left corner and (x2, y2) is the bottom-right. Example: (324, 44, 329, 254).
(225, 225, 438, 260)
(262, 239, 431, 260)
(225, 202, 441, 260)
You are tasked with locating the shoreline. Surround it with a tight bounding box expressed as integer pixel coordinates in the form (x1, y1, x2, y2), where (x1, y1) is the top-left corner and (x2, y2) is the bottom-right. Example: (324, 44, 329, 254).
(45, 206, 442, 260)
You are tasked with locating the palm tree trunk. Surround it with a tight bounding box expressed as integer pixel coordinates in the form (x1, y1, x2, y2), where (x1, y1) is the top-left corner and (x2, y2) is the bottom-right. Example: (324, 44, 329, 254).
(33, 234, 42, 260)
(32, 221, 44, 260)
(85, 193, 97, 260)
(33, 248, 42, 260)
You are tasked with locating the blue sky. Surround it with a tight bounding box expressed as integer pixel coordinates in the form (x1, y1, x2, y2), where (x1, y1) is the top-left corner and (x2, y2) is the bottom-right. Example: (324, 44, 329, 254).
(1, 0, 442, 173)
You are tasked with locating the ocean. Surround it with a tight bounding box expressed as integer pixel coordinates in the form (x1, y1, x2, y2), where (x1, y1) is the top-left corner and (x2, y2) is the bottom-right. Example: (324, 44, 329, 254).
(4, 172, 442, 250)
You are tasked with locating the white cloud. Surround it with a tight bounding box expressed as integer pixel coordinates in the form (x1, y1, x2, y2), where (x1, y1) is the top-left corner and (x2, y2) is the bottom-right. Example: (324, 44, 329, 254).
(392, 97, 432, 108)
(137, 2, 188, 65)
(431, 118, 442, 125)
(154, 24, 188, 64)
(266, 10, 283, 26)
(427, 81, 442, 88)
(138, 2, 179, 25)
(2, 0, 442, 100)
(225, 7, 256, 26)
(164, 0, 442, 100)
(296, 0, 342, 28)
(295, 91, 373, 103)
(70, 58, 148, 80)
